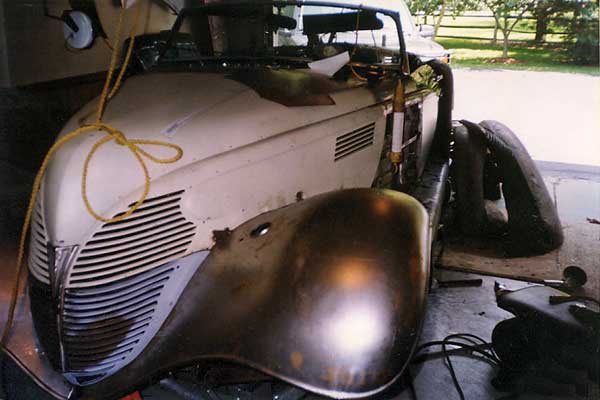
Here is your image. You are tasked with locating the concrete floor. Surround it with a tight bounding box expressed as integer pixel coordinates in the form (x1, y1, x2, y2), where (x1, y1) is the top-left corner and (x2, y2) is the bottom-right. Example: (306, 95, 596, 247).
(452, 69, 600, 167)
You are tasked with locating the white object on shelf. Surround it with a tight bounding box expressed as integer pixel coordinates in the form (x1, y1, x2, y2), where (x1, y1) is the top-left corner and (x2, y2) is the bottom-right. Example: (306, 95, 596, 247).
(63, 11, 94, 50)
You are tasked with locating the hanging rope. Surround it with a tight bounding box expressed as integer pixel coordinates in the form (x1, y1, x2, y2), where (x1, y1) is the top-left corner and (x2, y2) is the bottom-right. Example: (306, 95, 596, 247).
(1, 0, 184, 345)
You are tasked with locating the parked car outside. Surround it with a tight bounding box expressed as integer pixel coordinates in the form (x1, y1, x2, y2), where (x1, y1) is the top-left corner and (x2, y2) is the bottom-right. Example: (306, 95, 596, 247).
(303, 0, 452, 62)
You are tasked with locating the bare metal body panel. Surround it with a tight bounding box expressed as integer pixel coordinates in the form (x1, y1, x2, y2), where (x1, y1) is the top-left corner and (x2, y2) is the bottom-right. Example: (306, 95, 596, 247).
(78, 188, 430, 399)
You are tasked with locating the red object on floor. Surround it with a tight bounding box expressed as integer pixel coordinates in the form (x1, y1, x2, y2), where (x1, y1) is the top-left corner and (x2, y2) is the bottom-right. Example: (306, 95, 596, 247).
(120, 392, 142, 400)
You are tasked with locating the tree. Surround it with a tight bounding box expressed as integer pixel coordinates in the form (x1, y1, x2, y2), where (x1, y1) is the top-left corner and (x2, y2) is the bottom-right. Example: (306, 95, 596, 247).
(482, 0, 537, 58)
(406, 0, 479, 38)
(406, 0, 443, 35)
(558, 0, 599, 64)
(531, 0, 573, 43)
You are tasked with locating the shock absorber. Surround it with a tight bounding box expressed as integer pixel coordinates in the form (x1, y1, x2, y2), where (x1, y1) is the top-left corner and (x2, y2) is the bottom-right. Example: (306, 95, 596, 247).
(389, 78, 405, 183)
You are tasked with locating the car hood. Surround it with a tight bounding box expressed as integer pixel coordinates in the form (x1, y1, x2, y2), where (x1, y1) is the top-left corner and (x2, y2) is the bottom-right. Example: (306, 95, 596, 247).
(404, 35, 449, 60)
(41, 71, 379, 245)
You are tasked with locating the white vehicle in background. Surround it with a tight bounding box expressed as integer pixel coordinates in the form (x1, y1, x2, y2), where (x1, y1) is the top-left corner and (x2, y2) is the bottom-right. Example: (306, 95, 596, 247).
(395, 0, 452, 63)
(165, 0, 450, 62)
(293, 0, 451, 62)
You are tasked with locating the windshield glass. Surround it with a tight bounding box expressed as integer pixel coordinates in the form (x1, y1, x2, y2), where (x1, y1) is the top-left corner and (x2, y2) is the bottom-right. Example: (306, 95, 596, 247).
(166, 2, 403, 65)
(281, 5, 402, 50)
(319, 0, 416, 36)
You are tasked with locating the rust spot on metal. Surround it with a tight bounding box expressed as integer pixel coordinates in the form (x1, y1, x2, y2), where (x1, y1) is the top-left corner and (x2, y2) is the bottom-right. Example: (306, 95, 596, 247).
(228, 69, 360, 107)
(330, 260, 374, 290)
(290, 351, 303, 370)
(231, 282, 249, 296)
(212, 229, 233, 248)
(321, 367, 337, 383)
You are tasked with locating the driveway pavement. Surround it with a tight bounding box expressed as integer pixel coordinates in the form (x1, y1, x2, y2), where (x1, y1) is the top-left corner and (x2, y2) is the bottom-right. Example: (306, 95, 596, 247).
(452, 69, 600, 167)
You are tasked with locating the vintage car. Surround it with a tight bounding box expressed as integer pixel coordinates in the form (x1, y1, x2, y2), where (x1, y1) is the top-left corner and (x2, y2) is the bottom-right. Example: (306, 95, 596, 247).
(3, 1, 562, 399)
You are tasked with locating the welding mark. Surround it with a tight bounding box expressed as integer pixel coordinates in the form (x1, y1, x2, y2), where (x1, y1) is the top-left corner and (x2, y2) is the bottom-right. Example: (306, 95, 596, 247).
(587, 218, 600, 225)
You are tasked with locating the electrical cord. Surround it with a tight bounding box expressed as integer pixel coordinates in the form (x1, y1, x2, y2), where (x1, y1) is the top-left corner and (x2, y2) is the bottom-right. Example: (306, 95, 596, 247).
(412, 333, 500, 400)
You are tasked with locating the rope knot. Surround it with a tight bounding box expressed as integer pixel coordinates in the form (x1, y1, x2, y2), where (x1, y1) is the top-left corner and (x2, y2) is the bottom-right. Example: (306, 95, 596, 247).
(111, 129, 128, 146)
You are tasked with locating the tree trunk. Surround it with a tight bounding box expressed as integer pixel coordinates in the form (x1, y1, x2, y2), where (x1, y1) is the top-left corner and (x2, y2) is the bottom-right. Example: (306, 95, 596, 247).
(433, 0, 447, 38)
(490, 10, 501, 45)
(535, 12, 549, 43)
(493, 25, 499, 45)
(571, 6, 580, 34)
(502, 16, 509, 59)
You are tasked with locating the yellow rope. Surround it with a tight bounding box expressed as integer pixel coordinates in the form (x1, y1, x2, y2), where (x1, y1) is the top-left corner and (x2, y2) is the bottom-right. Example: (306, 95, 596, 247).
(349, 10, 368, 82)
(1, 0, 183, 344)
(81, 125, 183, 223)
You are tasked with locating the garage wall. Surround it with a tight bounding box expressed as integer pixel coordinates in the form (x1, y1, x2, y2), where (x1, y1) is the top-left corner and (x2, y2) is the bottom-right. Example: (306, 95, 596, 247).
(0, 75, 104, 172)
(0, 0, 176, 87)
(0, 0, 180, 168)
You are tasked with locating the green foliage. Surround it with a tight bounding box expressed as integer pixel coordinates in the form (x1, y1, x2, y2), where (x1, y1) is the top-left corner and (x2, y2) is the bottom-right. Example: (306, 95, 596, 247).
(410, 64, 442, 93)
(436, 37, 600, 74)
(405, 0, 479, 18)
(563, 1, 599, 64)
(482, 0, 537, 27)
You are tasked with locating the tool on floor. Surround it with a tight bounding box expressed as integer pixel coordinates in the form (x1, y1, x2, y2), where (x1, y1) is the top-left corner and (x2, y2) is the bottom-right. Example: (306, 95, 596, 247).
(498, 265, 588, 292)
(491, 283, 599, 397)
(539, 265, 588, 291)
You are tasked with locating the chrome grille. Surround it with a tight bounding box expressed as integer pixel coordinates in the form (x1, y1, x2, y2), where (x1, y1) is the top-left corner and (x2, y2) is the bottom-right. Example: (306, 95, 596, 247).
(68, 190, 196, 288)
(28, 194, 50, 284)
(334, 122, 376, 162)
(62, 264, 174, 382)
(60, 190, 200, 385)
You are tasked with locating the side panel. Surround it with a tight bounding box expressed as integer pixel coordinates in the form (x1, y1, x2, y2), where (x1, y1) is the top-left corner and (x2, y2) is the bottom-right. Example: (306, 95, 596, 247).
(180, 105, 387, 249)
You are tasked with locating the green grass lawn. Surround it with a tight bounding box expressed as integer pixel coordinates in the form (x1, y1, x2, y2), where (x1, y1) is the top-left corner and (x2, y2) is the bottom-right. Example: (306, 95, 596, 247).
(417, 13, 569, 42)
(437, 38, 600, 75)
(431, 15, 568, 42)
(416, 12, 599, 75)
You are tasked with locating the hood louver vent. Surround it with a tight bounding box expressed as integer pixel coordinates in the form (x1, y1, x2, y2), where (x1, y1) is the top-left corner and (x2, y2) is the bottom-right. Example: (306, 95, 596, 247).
(334, 122, 376, 162)
(28, 193, 50, 285)
(68, 190, 196, 288)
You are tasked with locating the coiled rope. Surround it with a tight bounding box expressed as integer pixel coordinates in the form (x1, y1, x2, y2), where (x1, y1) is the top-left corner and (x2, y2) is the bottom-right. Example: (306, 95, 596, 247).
(1, 0, 183, 344)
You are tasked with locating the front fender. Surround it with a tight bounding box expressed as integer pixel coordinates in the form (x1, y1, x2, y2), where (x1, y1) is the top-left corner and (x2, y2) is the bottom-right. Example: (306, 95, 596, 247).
(81, 188, 430, 399)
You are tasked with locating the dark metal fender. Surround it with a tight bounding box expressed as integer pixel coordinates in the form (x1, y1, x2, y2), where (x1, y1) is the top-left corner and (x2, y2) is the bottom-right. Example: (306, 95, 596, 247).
(460, 120, 564, 255)
(81, 188, 430, 399)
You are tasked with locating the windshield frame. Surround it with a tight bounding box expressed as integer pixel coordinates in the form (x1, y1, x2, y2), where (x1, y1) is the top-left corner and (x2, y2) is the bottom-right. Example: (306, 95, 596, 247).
(164, 0, 407, 69)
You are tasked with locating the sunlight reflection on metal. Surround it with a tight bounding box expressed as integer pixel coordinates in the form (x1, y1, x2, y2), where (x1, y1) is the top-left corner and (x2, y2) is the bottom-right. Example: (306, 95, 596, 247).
(327, 302, 384, 355)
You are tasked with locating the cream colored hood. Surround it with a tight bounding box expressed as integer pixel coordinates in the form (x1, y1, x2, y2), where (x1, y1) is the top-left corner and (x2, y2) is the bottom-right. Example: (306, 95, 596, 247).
(42, 71, 381, 246)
